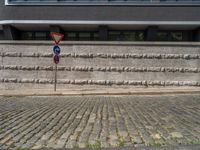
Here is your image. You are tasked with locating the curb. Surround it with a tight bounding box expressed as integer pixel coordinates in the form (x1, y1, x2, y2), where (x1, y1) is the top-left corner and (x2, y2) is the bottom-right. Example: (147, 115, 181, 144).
(25, 144, 200, 150)
(0, 89, 200, 96)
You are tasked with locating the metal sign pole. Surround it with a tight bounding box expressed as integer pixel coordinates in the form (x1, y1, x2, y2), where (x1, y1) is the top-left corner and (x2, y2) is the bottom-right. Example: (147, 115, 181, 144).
(54, 63, 57, 91)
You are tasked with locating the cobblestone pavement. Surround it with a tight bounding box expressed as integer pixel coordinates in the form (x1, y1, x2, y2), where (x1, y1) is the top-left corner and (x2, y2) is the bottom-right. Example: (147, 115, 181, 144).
(0, 94, 200, 149)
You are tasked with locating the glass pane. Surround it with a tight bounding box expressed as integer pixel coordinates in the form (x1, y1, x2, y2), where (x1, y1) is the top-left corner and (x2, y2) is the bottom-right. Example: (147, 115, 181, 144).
(93, 33, 99, 41)
(67, 33, 76, 41)
(136, 32, 144, 41)
(157, 32, 168, 41)
(124, 32, 136, 41)
(35, 32, 47, 40)
(79, 32, 91, 41)
(21, 32, 33, 40)
(109, 31, 121, 41)
(170, 32, 183, 41)
(109, 31, 144, 41)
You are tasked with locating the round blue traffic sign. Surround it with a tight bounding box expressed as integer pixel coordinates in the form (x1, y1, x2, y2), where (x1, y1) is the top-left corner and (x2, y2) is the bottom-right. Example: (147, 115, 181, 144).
(53, 45, 61, 55)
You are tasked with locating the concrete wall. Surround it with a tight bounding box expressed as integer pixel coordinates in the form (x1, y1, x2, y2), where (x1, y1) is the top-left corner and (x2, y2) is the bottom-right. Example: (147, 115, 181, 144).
(0, 41, 200, 90)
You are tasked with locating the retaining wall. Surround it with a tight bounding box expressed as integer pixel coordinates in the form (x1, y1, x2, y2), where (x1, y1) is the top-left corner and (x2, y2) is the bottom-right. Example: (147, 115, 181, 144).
(0, 41, 200, 90)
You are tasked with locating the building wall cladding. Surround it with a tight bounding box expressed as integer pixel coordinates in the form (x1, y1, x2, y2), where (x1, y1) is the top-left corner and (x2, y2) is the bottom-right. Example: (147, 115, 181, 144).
(0, 1, 200, 21)
(0, 41, 200, 90)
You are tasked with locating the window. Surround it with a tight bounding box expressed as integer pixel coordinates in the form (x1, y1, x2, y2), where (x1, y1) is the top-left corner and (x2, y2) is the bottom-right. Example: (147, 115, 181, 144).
(64, 31, 99, 41)
(35, 32, 47, 40)
(20, 31, 49, 40)
(157, 31, 183, 41)
(170, 32, 183, 41)
(157, 32, 168, 41)
(21, 32, 33, 40)
(109, 31, 144, 41)
(18, 30, 187, 41)
(0, 31, 4, 40)
(79, 33, 91, 41)
(66, 33, 77, 41)
(93, 33, 99, 41)
(109, 31, 121, 41)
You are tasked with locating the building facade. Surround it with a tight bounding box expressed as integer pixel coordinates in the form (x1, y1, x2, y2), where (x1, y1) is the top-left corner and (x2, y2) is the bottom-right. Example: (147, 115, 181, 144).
(0, 0, 200, 41)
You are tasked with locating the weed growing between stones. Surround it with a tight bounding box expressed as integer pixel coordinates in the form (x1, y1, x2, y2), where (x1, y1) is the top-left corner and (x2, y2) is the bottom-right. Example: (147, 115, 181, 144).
(189, 140, 200, 145)
(149, 141, 162, 147)
(118, 137, 125, 147)
(16, 148, 30, 150)
(86, 140, 101, 148)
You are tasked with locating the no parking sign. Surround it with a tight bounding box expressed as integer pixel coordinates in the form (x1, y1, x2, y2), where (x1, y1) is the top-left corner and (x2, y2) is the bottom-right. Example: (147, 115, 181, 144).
(53, 55, 60, 64)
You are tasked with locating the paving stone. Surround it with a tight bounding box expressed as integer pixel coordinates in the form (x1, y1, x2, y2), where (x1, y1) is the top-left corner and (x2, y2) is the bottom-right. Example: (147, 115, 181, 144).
(152, 133, 162, 139)
(101, 141, 110, 148)
(78, 142, 86, 148)
(170, 132, 184, 138)
(56, 139, 66, 148)
(110, 139, 119, 147)
(0, 94, 200, 149)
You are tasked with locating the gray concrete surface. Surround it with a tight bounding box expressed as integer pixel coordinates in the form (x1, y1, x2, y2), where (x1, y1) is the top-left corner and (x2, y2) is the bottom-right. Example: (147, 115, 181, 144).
(0, 94, 200, 149)
(0, 87, 200, 96)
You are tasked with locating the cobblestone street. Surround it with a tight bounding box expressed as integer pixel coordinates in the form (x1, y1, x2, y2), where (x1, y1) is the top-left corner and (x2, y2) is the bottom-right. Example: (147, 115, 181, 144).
(0, 94, 200, 149)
